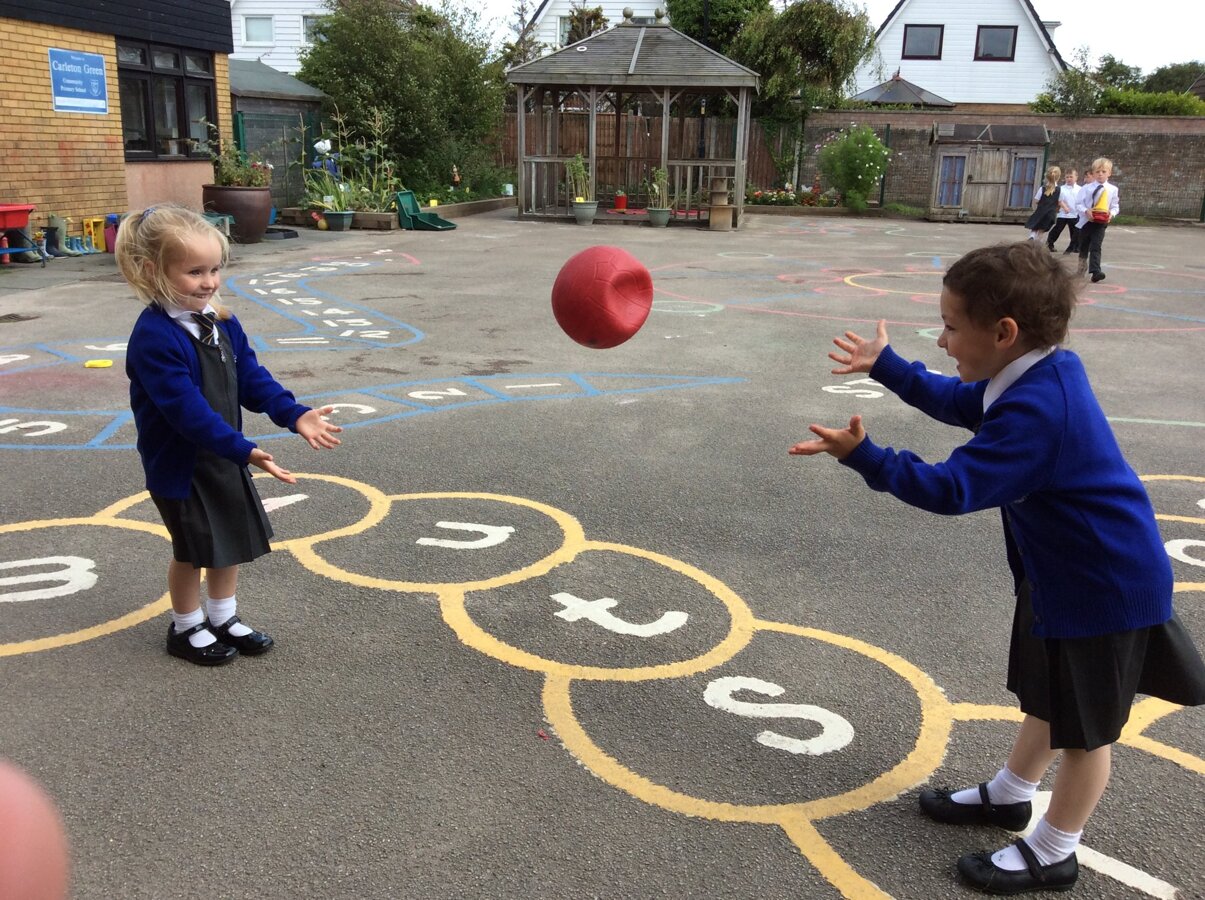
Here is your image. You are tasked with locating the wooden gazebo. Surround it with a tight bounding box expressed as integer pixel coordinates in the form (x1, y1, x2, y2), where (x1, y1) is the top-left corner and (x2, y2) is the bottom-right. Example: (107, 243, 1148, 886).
(505, 8, 759, 227)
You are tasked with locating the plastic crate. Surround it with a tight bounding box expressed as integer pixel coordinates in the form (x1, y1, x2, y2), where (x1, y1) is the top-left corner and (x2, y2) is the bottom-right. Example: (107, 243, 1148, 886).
(0, 204, 36, 230)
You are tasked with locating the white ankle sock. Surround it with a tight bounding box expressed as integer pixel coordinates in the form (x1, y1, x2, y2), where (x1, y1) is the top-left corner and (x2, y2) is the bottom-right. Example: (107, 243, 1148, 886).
(172, 608, 215, 647)
(950, 767, 1039, 806)
(206, 595, 252, 637)
(992, 817, 1081, 871)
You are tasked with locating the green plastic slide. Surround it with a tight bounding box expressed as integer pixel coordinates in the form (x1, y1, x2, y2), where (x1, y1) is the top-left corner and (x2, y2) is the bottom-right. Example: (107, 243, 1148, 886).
(395, 190, 457, 231)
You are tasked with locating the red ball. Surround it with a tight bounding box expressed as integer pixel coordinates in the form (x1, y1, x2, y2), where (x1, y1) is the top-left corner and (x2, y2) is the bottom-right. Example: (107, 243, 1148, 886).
(551, 245, 654, 349)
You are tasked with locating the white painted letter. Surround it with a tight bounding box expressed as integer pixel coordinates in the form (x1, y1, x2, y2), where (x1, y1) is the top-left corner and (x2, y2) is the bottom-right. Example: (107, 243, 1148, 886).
(703, 675, 854, 755)
(550, 592, 688, 637)
(416, 521, 515, 549)
(0, 556, 98, 603)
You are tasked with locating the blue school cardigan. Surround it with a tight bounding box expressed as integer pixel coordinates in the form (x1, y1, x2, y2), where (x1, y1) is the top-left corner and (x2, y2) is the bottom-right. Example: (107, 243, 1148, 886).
(840, 346, 1172, 639)
(126, 304, 310, 499)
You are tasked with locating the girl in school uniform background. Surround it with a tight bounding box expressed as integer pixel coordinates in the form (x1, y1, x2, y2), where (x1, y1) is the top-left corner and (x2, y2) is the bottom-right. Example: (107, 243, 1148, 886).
(1025, 166, 1061, 242)
(116, 204, 342, 666)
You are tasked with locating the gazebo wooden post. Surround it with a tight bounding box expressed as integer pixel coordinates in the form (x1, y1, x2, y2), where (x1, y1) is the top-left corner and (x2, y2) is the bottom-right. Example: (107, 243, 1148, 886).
(588, 86, 598, 204)
(734, 87, 750, 226)
(516, 86, 527, 216)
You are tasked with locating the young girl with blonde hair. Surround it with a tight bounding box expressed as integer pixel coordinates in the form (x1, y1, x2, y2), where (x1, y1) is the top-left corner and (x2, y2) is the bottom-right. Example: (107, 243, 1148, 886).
(1025, 166, 1061, 241)
(116, 204, 342, 665)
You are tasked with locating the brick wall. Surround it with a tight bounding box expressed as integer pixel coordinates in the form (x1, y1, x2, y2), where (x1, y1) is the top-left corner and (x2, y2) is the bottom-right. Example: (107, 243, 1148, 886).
(0, 18, 125, 238)
(0, 17, 234, 239)
(802, 110, 1205, 219)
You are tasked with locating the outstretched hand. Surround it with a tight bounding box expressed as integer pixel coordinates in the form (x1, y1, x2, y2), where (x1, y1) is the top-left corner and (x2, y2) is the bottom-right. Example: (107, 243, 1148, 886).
(248, 447, 296, 484)
(296, 406, 343, 450)
(829, 319, 888, 375)
(788, 415, 865, 461)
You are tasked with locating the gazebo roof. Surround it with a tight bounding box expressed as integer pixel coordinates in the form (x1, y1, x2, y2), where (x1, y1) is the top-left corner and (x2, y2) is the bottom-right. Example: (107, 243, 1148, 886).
(506, 18, 759, 90)
(851, 72, 953, 108)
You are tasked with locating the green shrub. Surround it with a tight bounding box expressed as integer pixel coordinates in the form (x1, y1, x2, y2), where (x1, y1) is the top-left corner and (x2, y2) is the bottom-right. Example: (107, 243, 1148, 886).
(1097, 87, 1205, 116)
(817, 125, 890, 212)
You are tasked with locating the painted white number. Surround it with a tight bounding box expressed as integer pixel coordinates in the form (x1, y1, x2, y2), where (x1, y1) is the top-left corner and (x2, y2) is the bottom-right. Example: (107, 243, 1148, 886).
(703, 675, 855, 756)
(0, 556, 98, 603)
(550, 592, 688, 637)
(321, 403, 378, 417)
(0, 418, 68, 437)
(821, 377, 883, 399)
(408, 388, 468, 401)
(84, 342, 127, 351)
(416, 522, 515, 549)
(1165, 539, 1205, 569)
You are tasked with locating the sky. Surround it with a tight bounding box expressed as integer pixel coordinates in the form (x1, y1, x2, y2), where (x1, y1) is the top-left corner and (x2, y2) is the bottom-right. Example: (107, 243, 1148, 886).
(473, 0, 1199, 76)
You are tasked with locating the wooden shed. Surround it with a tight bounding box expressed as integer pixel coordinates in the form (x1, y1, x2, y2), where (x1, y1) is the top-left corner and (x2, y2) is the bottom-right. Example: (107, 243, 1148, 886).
(928, 122, 1051, 223)
(505, 8, 759, 226)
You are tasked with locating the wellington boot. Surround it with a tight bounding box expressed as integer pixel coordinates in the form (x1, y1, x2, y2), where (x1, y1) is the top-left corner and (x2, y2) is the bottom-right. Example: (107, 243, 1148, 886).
(49, 216, 82, 256)
(43, 226, 68, 258)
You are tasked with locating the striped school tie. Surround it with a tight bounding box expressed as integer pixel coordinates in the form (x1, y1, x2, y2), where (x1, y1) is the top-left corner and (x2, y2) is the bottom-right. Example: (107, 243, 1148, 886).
(191, 312, 219, 346)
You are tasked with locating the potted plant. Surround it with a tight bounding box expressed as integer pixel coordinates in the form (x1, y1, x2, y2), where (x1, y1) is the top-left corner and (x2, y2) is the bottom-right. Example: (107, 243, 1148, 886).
(200, 121, 275, 243)
(304, 139, 354, 231)
(613, 187, 627, 211)
(646, 167, 671, 227)
(565, 154, 597, 225)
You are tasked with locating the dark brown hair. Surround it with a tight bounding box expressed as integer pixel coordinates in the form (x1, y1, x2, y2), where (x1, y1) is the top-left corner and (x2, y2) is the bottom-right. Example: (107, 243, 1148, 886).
(943, 241, 1077, 348)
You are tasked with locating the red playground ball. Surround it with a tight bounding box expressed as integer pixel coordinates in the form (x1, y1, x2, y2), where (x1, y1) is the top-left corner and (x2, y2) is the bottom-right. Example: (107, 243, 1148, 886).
(551, 245, 654, 349)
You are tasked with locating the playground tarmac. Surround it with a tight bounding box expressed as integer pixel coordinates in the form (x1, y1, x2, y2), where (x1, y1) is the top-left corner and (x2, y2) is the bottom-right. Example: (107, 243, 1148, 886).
(1, 210, 1203, 899)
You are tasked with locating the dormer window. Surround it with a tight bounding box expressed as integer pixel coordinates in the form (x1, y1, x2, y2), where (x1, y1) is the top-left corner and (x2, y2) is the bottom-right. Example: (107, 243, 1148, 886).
(975, 26, 1017, 61)
(902, 24, 943, 60)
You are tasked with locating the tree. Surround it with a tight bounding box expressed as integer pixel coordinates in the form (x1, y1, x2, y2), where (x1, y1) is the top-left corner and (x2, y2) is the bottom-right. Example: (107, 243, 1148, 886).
(665, 0, 771, 53)
(298, 0, 507, 192)
(1094, 54, 1143, 91)
(1030, 47, 1101, 117)
(728, 0, 875, 124)
(1143, 61, 1205, 94)
(497, 0, 546, 70)
(566, 3, 608, 44)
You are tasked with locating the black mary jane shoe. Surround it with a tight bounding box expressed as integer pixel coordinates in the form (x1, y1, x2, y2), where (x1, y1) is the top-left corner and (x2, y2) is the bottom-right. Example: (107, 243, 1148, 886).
(957, 839, 1078, 895)
(167, 623, 238, 666)
(919, 783, 1032, 831)
(209, 615, 274, 655)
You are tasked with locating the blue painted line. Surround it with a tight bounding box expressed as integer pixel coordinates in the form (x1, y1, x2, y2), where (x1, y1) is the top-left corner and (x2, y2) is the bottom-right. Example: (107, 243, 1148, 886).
(0, 373, 744, 451)
(1089, 304, 1205, 324)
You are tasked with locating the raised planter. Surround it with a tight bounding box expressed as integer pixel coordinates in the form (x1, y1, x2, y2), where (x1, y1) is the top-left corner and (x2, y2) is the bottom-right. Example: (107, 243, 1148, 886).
(351, 211, 398, 230)
(744, 205, 880, 217)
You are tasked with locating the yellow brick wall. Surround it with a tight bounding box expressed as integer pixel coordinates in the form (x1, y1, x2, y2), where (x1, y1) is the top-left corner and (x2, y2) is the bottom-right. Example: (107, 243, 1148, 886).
(0, 17, 231, 238)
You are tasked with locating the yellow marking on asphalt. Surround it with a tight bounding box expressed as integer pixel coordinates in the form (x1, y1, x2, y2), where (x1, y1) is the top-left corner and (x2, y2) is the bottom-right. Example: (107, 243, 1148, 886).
(843, 272, 939, 296)
(289, 491, 585, 593)
(0, 518, 171, 656)
(443, 540, 755, 680)
(778, 816, 892, 899)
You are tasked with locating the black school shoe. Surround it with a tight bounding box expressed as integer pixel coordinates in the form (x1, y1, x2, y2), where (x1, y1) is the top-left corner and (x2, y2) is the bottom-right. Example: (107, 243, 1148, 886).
(919, 783, 1032, 831)
(957, 839, 1078, 894)
(209, 615, 274, 655)
(167, 623, 238, 666)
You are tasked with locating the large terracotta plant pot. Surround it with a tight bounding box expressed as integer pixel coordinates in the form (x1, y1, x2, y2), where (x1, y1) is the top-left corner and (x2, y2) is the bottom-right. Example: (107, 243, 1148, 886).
(201, 185, 272, 244)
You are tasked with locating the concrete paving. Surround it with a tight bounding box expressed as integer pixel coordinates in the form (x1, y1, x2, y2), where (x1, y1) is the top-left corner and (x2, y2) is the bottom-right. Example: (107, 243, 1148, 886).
(1, 210, 1203, 899)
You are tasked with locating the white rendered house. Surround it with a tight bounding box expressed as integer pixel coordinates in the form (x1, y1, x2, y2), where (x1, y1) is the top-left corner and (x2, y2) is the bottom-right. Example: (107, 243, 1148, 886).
(524, 0, 666, 50)
(852, 0, 1066, 107)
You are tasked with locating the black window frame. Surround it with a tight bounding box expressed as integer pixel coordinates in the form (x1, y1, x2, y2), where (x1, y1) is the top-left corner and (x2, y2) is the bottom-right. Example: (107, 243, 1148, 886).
(902, 24, 943, 60)
(974, 25, 1018, 61)
(117, 38, 216, 161)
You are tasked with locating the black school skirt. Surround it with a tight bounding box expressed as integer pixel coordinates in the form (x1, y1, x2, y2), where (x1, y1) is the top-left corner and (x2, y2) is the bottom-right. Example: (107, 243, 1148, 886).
(1007, 581, 1205, 751)
(151, 447, 273, 570)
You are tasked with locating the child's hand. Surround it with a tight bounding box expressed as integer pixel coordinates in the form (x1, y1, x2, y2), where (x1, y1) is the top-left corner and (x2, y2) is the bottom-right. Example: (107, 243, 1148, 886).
(296, 406, 343, 450)
(248, 447, 297, 484)
(829, 319, 888, 375)
(788, 415, 866, 460)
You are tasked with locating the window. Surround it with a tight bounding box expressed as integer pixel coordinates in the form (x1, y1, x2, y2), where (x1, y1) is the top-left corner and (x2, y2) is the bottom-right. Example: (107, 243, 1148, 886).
(1008, 157, 1038, 207)
(975, 26, 1017, 61)
(117, 39, 215, 160)
(937, 156, 965, 207)
(902, 24, 943, 60)
(302, 15, 326, 43)
(558, 16, 571, 46)
(244, 16, 274, 45)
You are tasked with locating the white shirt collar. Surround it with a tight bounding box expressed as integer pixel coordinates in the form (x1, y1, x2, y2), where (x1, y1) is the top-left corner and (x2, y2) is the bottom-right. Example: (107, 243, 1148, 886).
(166, 303, 219, 342)
(983, 347, 1054, 412)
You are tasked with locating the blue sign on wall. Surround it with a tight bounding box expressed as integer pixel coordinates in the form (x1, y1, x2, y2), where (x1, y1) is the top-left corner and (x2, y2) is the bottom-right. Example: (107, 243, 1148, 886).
(49, 49, 109, 114)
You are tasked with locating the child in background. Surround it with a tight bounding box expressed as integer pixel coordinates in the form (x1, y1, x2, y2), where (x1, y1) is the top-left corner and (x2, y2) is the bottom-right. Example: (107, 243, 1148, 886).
(1076, 157, 1119, 283)
(116, 204, 343, 666)
(790, 241, 1205, 894)
(1024, 166, 1061, 242)
(1046, 168, 1080, 254)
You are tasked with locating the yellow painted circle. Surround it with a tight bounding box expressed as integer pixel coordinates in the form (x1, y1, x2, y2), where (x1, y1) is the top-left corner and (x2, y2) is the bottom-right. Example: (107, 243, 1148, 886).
(0, 518, 172, 657)
(289, 491, 587, 593)
(441, 540, 756, 680)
